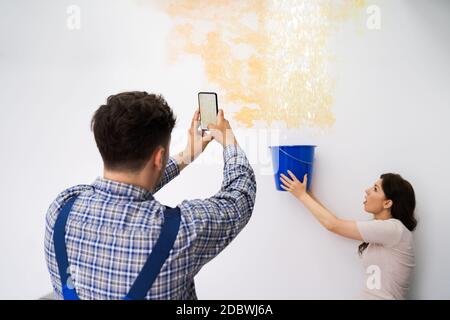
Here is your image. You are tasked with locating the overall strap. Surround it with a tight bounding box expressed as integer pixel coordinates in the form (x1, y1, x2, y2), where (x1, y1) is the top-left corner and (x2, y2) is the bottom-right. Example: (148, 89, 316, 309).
(124, 206, 181, 300)
(53, 196, 80, 300)
(54, 197, 181, 300)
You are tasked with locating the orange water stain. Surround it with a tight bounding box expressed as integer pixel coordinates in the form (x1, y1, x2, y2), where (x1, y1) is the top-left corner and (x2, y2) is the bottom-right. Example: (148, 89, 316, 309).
(163, 0, 365, 129)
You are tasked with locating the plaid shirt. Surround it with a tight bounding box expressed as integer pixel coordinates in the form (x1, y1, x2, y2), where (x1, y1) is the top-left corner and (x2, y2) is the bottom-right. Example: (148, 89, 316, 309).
(44, 145, 256, 300)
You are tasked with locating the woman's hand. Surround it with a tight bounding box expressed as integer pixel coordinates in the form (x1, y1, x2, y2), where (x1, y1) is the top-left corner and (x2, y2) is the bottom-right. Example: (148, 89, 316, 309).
(280, 170, 308, 200)
(280, 171, 363, 241)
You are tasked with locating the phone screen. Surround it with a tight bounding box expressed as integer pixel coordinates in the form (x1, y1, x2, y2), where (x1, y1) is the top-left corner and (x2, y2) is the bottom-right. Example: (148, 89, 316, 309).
(198, 92, 218, 130)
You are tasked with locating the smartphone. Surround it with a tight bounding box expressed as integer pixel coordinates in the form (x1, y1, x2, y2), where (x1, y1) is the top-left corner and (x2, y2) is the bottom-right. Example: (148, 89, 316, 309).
(198, 92, 218, 131)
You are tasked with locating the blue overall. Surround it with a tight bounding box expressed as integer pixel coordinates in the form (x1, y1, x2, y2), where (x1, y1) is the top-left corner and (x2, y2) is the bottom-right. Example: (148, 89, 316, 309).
(53, 195, 181, 300)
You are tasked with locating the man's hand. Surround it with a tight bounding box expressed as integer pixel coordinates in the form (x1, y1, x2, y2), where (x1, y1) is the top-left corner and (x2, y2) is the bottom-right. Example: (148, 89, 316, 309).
(174, 109, 213, 171)
(186, 109, 213, 161)
(207, 109, 237, 147)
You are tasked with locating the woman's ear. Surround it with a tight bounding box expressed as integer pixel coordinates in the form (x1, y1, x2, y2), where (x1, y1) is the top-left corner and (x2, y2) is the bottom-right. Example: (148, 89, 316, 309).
(384, 199, 393, 210)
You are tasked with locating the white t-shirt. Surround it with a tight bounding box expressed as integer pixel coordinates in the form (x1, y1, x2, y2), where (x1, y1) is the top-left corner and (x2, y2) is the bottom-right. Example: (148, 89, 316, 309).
(356, 218, 415, 300)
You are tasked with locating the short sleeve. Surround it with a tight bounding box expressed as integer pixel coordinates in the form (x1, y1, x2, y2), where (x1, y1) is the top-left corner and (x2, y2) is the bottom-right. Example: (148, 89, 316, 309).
(356, 219, 403, 247)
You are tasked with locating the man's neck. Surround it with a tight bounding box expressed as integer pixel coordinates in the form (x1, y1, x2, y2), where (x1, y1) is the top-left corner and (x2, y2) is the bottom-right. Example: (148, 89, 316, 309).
(103, 169, 154, 193)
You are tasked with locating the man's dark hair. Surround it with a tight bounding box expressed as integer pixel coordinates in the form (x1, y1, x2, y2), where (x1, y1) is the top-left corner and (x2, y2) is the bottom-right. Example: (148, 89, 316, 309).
(91, 91, 176, 172)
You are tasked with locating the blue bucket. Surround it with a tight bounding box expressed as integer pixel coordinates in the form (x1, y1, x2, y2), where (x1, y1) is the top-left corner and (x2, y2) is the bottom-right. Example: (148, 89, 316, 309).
(269, 145, 316, 191)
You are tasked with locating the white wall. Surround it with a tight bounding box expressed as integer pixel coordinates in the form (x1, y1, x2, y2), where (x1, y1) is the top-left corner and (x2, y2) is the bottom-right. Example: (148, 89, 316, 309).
(0, 0, 449, 299)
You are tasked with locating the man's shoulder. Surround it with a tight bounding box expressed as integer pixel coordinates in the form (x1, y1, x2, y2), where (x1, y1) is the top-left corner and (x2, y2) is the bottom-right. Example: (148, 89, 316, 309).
(46, 184, 93, 223)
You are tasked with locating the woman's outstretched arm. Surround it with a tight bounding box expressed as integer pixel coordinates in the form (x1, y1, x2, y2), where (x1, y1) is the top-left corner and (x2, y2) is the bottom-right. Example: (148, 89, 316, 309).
(280, 171, 363, 241)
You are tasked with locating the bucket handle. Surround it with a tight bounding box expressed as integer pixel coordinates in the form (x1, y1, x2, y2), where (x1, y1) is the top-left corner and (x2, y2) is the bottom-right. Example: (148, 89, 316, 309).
(278, 148, 313, 165)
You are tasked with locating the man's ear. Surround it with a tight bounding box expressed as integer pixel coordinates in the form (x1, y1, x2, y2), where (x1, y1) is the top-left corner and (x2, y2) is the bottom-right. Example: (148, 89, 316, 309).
(152, 146, 166, 171)
(384, 199, 393, 210)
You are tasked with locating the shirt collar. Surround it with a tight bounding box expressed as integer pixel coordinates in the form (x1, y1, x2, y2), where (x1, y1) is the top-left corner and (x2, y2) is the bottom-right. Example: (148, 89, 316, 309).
(92, 177, 154, 201)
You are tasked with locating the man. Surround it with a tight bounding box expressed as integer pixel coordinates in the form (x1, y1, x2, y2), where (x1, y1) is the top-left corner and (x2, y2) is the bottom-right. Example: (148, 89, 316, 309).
(44, 91, 256, 299)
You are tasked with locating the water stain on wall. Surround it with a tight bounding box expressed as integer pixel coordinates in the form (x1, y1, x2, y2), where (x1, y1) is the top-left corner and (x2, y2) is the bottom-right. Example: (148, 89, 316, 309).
(162, 0, 365, 128)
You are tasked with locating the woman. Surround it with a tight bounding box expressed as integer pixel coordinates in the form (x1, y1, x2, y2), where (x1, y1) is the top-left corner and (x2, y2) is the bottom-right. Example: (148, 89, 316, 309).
(280, 171, 417, 300)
